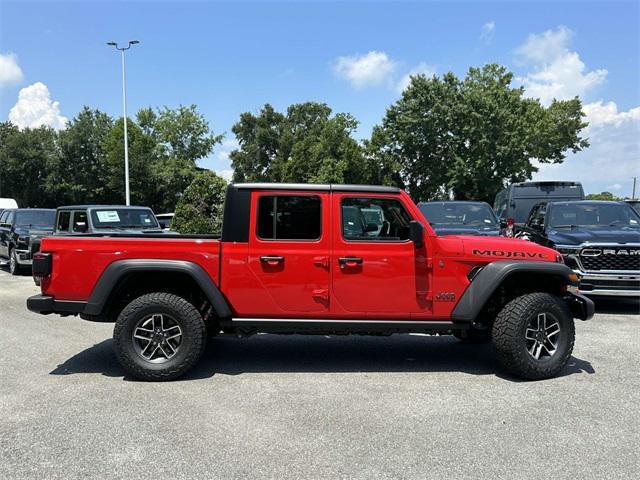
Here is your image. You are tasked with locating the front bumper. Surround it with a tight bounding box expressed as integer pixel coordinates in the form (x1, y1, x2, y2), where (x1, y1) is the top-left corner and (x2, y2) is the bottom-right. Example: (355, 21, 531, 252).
(575, 271, 640, 297)
(565, 292, 595, 321)
(15, 248, 32, 266)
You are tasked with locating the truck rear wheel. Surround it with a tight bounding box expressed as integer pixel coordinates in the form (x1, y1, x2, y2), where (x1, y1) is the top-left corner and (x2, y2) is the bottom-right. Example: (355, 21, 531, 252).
(113, 292, 207, 381)
(492, 292, 575, 380)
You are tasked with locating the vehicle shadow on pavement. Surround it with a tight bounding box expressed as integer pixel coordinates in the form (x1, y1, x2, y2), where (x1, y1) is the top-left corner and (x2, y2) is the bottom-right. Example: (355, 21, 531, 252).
(594, 298, 640, 315)
(50, 334, 595, 382)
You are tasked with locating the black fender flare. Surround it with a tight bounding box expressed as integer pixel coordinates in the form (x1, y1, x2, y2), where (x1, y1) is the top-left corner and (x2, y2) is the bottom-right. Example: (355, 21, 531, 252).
(451, 261, 575, 322)
(84, 259, 232, 319)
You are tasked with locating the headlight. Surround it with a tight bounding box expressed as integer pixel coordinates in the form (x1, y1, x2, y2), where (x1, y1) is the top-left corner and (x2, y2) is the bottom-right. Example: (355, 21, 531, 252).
(18, 235, 30, 245)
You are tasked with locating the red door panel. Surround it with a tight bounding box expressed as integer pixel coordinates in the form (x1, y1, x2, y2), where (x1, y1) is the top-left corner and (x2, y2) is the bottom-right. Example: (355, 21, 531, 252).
(247, 191, 330, 314)
(330, 192, 432, 319)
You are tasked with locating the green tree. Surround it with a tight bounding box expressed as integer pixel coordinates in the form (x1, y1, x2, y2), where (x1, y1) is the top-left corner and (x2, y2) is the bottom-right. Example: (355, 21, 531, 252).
(103, 105, 222, 212)
(172, 170, 227, 234)
(49, 107, 114, 204)
(585, 191, 621, 201)
(103, 117, 158, 207)
(369, 64, 589, 202)
(230, 102, 373, 184)
(0, 122, 59, 207)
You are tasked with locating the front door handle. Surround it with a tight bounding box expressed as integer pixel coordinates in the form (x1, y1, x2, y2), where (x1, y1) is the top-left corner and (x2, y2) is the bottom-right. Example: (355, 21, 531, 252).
(338, 257, 363, 267)
(260, 255, 284, 265)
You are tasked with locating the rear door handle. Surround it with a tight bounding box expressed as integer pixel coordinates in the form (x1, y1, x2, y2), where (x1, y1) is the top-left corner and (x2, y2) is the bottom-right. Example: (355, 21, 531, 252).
(338, 257, 363, 267)
(260, 255, 284, 265)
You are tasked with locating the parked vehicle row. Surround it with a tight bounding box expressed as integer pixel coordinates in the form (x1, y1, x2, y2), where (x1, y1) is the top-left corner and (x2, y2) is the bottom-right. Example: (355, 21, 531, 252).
(1, 204, 169, 276)
(517, 201, 640, 297)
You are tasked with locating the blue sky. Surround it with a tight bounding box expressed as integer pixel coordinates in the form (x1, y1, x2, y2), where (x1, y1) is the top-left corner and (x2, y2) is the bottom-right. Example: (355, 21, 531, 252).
(1, 0, 638, 196)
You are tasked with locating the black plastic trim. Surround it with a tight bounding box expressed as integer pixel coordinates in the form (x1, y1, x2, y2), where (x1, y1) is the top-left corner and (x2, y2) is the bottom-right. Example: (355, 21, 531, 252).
(565, 292, 595, 321)
(221, 318, 462, 333)
(221, 185, 251, 242)
(85, 259, 232, 318)
(231, 183, 400, 193)
(27, 295, 86, 315)
(451, 261, 575, 322)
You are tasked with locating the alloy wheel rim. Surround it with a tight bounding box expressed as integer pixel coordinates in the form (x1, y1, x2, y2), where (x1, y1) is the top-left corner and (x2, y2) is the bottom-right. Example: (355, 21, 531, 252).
(525, 312, 561, 360)
(132, 313, 183, 363)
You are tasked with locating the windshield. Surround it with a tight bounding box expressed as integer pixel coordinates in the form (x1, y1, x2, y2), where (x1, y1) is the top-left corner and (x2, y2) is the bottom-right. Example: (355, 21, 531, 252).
(90, 208, 159, 229)
(419, 203, 498, 227)
(15, 210, 55, 229)
(549, 203, 640, 228)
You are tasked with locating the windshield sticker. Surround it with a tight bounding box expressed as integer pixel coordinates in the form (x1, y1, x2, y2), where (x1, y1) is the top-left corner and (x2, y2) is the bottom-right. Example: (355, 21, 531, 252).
(96, 211, 120, 223)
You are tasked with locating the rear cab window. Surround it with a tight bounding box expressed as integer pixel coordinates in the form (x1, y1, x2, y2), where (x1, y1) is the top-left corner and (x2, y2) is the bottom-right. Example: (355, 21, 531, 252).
(56, 211, 71, 232)
(256, 195, 321, 240)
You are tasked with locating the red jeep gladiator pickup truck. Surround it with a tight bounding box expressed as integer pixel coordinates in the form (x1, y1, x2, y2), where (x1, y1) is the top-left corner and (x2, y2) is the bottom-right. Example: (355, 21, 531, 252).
(27, 183, 594, 381)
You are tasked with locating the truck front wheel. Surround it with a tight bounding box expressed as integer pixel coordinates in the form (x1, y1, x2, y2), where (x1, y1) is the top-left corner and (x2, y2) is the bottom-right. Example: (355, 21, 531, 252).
(113, 292, 207, 381)
(492, 292, 575, 380)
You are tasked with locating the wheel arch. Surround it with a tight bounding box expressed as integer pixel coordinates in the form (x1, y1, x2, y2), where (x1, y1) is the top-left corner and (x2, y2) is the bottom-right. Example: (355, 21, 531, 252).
(83, 259, 232, 320)
(451, 261, 575, 323)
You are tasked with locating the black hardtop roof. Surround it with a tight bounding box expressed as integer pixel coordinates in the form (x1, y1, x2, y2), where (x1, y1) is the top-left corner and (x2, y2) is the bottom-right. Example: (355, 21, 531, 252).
(230, 183, 401, 193)
(417, 200, 491, 206)
(56, 205, 153, 210)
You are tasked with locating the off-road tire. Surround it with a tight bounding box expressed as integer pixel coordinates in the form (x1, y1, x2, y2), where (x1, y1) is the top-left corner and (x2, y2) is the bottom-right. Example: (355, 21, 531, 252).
(113, 292, 207, 381)
(454, 327, 491, 344)
(492, 292, 575, 380)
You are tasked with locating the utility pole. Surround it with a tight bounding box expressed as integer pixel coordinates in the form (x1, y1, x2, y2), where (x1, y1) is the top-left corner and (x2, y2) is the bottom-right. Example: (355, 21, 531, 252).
(633, 177, 637, 200)
(107, 40, 140, 205)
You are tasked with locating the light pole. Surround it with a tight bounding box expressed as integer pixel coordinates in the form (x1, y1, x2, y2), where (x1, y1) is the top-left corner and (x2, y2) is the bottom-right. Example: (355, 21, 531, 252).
(107, 40, 140, 206)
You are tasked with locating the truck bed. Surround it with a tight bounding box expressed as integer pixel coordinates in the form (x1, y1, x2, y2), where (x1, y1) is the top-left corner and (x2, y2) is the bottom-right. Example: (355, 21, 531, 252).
(39, 236, 221, 301)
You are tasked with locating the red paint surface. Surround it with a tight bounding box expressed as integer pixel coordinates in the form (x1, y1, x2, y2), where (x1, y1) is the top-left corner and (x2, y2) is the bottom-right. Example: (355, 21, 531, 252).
(39, 189, 560, 320)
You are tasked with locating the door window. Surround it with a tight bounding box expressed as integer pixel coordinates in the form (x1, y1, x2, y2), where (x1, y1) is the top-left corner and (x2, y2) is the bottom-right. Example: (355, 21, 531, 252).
(257, 195, 321, 240)
(57, 212, 71, 232)
(341, 197, 412, 241)
(72, 211, 89, 233)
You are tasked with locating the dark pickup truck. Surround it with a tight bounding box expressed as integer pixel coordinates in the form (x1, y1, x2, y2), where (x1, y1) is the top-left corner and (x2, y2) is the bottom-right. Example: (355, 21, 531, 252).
(27, 183, 593, 381)
(518, 201, 640, 297)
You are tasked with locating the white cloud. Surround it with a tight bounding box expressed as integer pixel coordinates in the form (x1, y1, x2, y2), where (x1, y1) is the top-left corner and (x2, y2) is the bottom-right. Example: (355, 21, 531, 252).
(8, 82, 67, 129)
(582, 100, 640, 129)
(333, 51, 397, 89)
(197, 138, 238, 181)
(215, 169, 234, 182)
(396, 62, 436, 93)
(516, 26, 607, 105)
(480, 21, 495, 43)
(533, 100, 640, 196)
(0, 52, 24, 86)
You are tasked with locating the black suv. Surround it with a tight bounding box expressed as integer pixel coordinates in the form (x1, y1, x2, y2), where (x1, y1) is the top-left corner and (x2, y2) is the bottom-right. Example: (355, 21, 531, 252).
(518, 201, 640, 297)
(0, 208, 56, 275)
(417, 201, 501, 236)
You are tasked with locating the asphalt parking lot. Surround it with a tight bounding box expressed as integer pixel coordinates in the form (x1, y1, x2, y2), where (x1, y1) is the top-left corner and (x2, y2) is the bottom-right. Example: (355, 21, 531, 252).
(1, 267, 639, 480)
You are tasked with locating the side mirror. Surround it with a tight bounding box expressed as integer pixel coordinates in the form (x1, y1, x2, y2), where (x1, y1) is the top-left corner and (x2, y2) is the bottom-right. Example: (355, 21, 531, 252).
(530, 219, 543, 230)
(74, 222, 88, 233)
(499, 218, 508, 229)
(409, 220, 424, 248)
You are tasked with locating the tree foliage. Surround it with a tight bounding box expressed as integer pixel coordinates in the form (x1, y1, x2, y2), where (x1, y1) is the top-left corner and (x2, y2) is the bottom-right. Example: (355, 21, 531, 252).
(230, 102, 377, 184)
(0, 104, 220, 213)
(585, 191, 622, 201)
(369, 64, 589, 202)
(171, 170, 227, 234)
